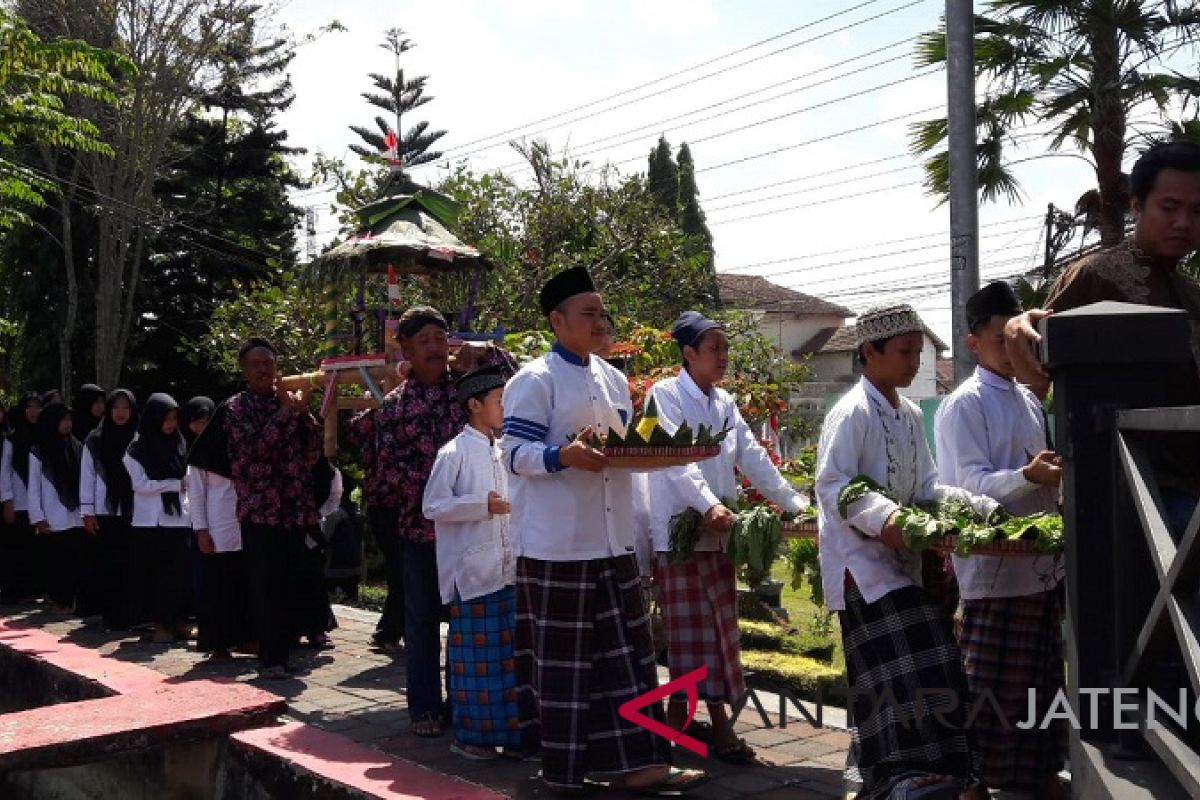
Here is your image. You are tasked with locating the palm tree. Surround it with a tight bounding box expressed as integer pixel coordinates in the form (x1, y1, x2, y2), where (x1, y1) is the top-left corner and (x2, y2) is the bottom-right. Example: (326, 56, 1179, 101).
(911, 1, 1200, 246)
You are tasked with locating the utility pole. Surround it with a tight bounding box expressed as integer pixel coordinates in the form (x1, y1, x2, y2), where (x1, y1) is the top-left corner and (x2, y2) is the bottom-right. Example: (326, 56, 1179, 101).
(946, 0, 978, 384)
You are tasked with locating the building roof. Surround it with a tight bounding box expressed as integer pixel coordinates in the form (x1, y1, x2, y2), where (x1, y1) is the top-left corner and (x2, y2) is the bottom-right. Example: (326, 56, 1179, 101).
(717, 274, 854, 318)
(936, 358, 955, 395)
(819, 323, 950, 355)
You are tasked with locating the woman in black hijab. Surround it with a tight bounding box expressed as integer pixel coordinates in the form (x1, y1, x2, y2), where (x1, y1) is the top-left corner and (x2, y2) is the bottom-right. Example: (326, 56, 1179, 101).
(28, 401, 85, 614)
(123, 393, 192, 642)
(81, 390, 138, 627)
(182, 396, 215, 445)
(1, 394, 44, 603)
(72, 384, 106, 442)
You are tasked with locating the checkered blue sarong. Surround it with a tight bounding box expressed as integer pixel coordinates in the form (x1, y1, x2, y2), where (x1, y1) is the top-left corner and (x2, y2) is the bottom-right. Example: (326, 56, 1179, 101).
(448, 585, 522, 747)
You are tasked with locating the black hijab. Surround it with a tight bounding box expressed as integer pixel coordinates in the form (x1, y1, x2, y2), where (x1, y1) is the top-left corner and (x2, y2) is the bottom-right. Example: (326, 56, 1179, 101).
(9, 393, 42, 485)
(182, 396, 215, 445)
(85, 390, 137, 516)
(32, 401, 81, 511)
(126, 393, 186, 516)
(186, 398, 232, 480)
(72, 384, 105, 441)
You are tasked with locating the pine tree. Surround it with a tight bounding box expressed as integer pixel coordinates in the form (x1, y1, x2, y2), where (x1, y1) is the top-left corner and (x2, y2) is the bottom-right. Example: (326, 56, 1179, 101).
(348, 28, 447, 168)
(128, 10, 303, 397)
(676, 142, 718, 302)
(646, 135, 679, 215)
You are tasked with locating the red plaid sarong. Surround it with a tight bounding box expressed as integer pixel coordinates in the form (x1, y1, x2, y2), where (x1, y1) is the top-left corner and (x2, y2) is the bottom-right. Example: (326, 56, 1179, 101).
(955, 587, 1066, 792)
(653, 550, 744, 704)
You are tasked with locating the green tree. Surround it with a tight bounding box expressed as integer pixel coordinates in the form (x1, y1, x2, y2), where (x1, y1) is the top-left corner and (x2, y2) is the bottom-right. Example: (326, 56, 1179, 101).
(132, 9, 303, 399)
(909, 1, 1200, 246)
(0, 9, 127, 229)
(646, 135, 679, 215)
(348, 28, 446, 168)
(437, 141, 719, 332)
(677, 142, 718, 302)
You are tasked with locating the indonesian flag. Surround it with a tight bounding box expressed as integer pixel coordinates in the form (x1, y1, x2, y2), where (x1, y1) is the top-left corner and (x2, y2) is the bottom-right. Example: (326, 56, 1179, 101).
(762, 412, 782, 456)
(384, 129, 400, 164)
(387, 264, 400, 303)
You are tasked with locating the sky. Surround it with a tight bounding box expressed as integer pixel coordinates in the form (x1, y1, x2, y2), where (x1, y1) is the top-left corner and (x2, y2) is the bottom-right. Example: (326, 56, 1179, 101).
(272, 0, 1101, 349)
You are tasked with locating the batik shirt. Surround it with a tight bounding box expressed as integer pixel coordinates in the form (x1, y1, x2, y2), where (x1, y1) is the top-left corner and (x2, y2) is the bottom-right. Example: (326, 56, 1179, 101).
(350, 348, 513, 541)
(1046, 238, 1200, 491)
(224, 391, 321, 530)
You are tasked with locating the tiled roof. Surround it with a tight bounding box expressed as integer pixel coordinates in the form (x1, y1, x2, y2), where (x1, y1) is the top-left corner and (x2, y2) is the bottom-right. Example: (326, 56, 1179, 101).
(717, 274, 854, 317)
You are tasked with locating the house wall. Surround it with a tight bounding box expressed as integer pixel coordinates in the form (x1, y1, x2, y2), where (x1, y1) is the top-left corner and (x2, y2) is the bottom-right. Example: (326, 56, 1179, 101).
(811, 335, 942, 402)
(747, 311, 848, 359)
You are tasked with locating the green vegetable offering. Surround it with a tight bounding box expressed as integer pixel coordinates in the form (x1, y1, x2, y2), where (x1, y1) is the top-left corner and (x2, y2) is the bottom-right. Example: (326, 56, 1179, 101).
(836, 475, 1064, 555)
(786, 537, 823, 605)
(728, 505, 782, 587)
(667, 508, 703, 564)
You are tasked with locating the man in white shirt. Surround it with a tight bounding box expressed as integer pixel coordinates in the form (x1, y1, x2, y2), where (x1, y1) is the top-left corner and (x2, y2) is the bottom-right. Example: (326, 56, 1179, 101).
(500, 267, 708, 796)
(647, 311, 802, 763)
(934, 281, 1066, 800)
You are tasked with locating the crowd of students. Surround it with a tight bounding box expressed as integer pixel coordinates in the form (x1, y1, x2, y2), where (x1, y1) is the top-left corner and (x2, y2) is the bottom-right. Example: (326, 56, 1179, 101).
(5, 141, 1200, 800)
(0, 358, 352, 675)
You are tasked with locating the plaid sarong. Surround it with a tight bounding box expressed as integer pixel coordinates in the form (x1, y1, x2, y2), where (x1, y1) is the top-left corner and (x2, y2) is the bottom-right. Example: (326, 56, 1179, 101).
(956, 587, 1066, 792)
(840, 581, 978, 800)
(516, 555, 671, 790)
(448, 585, 523, 748)
(653, 551, 745, 704)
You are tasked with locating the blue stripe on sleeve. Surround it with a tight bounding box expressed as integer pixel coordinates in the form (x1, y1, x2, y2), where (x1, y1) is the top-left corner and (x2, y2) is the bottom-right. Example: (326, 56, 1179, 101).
(504, 416, 548, 435)
(543, 446, 565, 473)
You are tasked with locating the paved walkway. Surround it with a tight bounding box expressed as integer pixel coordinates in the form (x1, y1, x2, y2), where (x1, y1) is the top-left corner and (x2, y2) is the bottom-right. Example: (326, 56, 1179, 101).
(1, 602, 849, 799)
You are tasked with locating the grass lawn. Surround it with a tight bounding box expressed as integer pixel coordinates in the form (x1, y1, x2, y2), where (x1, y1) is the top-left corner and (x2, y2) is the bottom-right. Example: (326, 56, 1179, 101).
(774, 563, 845, 676)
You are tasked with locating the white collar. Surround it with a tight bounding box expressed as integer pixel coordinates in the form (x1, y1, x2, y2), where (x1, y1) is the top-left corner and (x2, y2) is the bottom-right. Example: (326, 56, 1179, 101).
(976, 365, 1016, 392)
(861, 377, 900, 412)
(462, 424, 494, 445)
(677, 368, 711, 402)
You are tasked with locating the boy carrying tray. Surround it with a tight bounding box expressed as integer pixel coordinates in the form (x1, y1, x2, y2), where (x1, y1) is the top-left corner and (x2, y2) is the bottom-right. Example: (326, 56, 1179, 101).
(815, 303, 996, 800)
(500, 266, 708, 797)
(933, 281, 1066, 800)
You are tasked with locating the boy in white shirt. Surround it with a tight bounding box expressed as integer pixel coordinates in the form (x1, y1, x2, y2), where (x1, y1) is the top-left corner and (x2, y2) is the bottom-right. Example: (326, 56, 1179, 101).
(424, 365, 527, 762)
(500, 267, 708, 796)
(934, 282, 1066, 800)
(815, 304, 994, 800)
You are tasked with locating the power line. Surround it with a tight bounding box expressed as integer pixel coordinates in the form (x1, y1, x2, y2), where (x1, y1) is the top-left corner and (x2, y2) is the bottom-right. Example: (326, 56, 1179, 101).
(710, 179, 926, 225)
(706, 152, 915, 202)
(725, 225, 1042, 284)
(491, 42, 920, 173)
(577, 71, 942, 176)
(706, 163, 920, 213)
(782, 238, 1039, 295)
(720, 214, 1042, 272)
(13, 158, 287, 269)
(699, 104, 942, 176)
(424, 0, 917, 162)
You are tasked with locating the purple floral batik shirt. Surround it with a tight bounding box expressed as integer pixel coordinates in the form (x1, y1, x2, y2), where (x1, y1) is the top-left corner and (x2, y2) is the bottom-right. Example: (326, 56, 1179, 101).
(350, 349, 514, 542)
(224, 390, 322, 530)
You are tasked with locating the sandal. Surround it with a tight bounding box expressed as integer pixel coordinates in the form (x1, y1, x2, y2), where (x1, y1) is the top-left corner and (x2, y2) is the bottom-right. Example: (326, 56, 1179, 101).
(411, 714, 445, 738)
(624, 767, 709, 796)
(715, 738, 758, 764)
(681, 719, 714, 744)
(450, 741, 498, 760)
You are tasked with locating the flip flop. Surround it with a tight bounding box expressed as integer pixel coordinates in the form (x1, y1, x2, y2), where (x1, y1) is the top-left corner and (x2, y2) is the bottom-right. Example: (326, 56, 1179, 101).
(626, 767, 709, 796)
(715, 738, 758, 764)
(411, 715, 445, 738)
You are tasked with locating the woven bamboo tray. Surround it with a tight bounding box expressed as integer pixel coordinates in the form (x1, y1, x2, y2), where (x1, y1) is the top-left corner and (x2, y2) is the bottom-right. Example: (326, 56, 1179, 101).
(930, 535, 1059, 556)
(602, 445, 721, 469)
(781, 519, 819, 540)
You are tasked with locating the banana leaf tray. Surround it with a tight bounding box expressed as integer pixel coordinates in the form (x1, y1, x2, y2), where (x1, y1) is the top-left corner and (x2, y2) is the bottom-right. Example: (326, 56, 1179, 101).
(602, 445, 720, 469)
